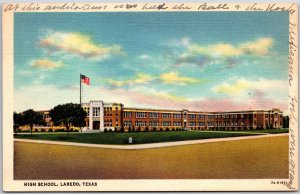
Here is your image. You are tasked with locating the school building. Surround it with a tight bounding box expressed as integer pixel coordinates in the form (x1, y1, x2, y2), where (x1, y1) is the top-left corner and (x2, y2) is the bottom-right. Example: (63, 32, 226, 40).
(36, 100, 283, 132)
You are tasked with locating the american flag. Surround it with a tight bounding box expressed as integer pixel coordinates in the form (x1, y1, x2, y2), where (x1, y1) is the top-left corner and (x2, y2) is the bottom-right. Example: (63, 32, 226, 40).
(81, 74, 90, 85)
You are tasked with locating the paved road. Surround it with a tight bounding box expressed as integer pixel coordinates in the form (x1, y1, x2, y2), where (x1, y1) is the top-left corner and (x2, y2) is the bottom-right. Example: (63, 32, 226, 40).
(14, 134, 289, 179)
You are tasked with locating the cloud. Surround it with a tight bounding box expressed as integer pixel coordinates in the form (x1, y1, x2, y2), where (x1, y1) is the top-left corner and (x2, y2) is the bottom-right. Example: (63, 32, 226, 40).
(38, 31, 124, 59)
(139, 54, 151, 60)
(107, 71, 202, 88)
(107, 73, 153, 87)
(174, 37, 274, 68)
(212, 78, 287, 96)
(160, 71, 202, 85)
(30, 58, 64, 69)
(189, 37, 274, 57)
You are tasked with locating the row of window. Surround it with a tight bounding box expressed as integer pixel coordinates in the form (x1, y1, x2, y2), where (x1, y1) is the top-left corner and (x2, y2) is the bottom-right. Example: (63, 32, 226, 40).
(124, 112, 161, 118)
(188, 122, 246, 127)
(162, 113, 171, 118)
(84, 107, 280, 120)
(121, 112, 279, 120)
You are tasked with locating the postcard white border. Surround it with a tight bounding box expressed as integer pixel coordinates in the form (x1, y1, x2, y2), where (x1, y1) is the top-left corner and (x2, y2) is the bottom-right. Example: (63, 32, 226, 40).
(2, 2, 298, 191)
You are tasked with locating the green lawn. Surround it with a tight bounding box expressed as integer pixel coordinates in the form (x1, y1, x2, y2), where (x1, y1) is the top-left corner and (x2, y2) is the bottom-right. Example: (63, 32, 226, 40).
(215, 128, 289, 134)
(14, 131, 264, 145)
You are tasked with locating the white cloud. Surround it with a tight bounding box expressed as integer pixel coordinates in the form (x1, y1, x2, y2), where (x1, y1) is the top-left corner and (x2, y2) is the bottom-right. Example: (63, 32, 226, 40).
(38, 31, 124, 60)
(188, 37, 274, 58)
(30, 58, 64, 69)
(139, 54, 151, 59)
(107, 73, 153, 87)
(160, 71, 202, 85)
(212, 78, 288, 99)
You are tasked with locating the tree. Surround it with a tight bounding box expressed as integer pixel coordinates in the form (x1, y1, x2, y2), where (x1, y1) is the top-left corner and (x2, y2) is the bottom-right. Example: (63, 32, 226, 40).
(283, 116, 289, 128)
(13, 112, 24, 134)
(49, 103, 87, 137)
(22, 109, 44, 136)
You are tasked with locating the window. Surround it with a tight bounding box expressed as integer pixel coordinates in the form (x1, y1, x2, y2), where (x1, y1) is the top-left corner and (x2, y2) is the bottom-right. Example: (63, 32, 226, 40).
(124, 112, 132, 118)
(162, 121, 171, 126)
(173, 122, 182, 126)
(135, 121, 146, 127)
(198, 122, 205, 126)
(93, 107, 101, 117)
(173, 114, 182, 119)
(123, 121, 132, 127)
(188, 122, 196, 126)
(135, 112, 146, 118)
(198, 115, 205, 119)
(150, 121, 159, 126)
(162, 113, 171, 118)
(190, 114, 196, 119)
(207, 122, 214, 126)
(241, 114, 244, 118)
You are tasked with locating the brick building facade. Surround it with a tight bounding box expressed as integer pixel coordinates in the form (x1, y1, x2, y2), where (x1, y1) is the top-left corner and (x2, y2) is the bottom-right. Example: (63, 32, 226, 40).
(31, 100, 283, 132)
(80, 100, 283, 132)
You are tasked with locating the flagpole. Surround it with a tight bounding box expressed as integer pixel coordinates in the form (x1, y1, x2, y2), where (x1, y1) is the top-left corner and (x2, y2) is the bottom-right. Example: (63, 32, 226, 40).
(80, 73, 82, 105)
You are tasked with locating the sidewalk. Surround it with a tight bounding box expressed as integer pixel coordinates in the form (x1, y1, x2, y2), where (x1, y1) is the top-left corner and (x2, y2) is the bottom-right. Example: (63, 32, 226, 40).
(14, 133, 288, 150)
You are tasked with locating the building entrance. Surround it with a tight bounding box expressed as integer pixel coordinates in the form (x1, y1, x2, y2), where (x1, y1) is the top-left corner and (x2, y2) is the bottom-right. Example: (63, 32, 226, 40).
(93, 121, 100, 130)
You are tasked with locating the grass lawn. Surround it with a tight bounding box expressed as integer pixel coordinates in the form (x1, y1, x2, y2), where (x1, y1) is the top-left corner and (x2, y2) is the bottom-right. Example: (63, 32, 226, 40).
(214, 128, 289, 134)
(14, 131, 263, 145)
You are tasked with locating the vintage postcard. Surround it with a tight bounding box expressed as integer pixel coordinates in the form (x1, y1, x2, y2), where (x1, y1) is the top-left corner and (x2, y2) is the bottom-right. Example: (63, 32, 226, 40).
(2, 2, 298, 191)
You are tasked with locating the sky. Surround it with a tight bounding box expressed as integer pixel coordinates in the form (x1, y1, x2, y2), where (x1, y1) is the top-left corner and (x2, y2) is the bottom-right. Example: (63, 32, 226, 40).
(14, 11, 289, 114)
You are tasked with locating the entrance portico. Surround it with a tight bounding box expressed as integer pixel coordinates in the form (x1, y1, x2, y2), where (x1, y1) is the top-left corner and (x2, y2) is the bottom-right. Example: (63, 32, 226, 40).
(82, 100, 104, 131)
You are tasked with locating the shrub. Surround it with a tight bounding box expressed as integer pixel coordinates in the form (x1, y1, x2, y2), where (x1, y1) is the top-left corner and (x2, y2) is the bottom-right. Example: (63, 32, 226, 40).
(55, 128, 65, 132)
(137, 126, 141, 132)
(152, 127, 157, 132)
(57, 136, 68, 140)
(172, 128, 175, 131)
(41, 128, 45, 132)
(120, 127, 125, 132)
(166, 128, 169, 131)
(48, 128, 53, 132)
(160, 128, 163, 131)
(104, 128, 108, 132)
(109, 129, 112, 132)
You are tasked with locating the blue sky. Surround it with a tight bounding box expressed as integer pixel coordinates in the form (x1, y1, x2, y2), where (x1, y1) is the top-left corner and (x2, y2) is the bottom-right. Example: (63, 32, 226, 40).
(14, 11, 289, 113)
